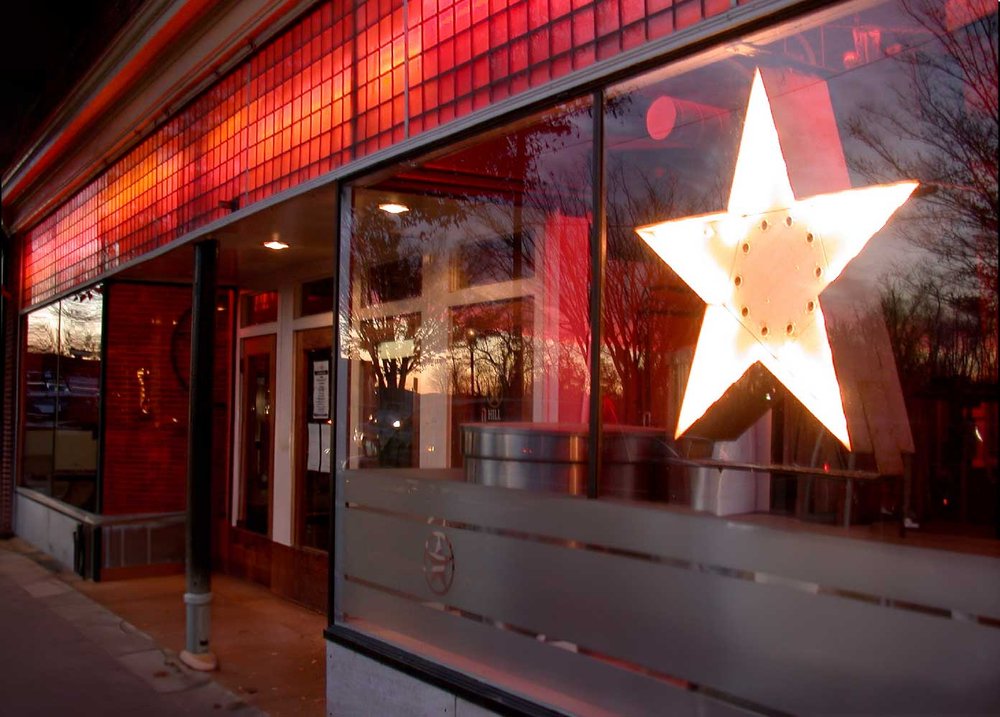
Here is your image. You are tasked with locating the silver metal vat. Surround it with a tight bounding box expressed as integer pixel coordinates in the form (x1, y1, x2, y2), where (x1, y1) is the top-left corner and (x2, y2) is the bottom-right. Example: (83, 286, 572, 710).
(461, 422, 666, 499)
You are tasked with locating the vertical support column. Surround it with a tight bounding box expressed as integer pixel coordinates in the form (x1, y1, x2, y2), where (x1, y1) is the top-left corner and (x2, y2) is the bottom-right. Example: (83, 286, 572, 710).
(181, 238, 219, 672)
(329, 187, 344, 622)
(0, 233, 14, 537)
(587, 91, 606, 500)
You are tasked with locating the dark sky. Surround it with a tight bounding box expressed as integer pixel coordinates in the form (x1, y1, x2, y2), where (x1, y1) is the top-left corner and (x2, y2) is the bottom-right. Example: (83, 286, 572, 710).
(1, 1, 143, 178)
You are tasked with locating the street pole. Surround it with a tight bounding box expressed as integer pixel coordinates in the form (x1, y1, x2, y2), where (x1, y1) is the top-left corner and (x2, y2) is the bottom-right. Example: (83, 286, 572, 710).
(181, 238, 219, 671)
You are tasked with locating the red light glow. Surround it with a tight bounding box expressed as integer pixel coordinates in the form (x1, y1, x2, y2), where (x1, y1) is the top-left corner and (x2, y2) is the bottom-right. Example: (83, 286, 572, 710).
(22, 0, 728, 308)
(646, 96, 677, 140)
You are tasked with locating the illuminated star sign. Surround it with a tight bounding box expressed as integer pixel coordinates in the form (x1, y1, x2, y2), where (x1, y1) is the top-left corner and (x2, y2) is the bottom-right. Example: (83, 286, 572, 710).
(636, 69, 917, 449)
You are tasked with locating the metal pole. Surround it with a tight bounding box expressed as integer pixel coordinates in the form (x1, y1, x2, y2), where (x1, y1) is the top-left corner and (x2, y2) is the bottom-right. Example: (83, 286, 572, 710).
(181, 239, 219, 671)
(0, 235, 8, 538)
(587, 90, 606, 500)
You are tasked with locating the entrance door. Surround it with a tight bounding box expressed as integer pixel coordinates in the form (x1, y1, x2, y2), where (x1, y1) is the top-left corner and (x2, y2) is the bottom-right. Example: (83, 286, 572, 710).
(239, 335, 276, 535)
(294, 328, 332, 550)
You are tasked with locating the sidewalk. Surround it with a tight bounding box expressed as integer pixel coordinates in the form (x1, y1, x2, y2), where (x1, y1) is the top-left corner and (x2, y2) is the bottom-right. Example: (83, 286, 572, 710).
(0, 538, 326, 717)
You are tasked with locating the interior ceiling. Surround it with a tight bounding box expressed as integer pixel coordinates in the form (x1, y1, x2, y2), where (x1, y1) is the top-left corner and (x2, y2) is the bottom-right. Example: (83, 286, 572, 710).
(117, 183, 337, 290)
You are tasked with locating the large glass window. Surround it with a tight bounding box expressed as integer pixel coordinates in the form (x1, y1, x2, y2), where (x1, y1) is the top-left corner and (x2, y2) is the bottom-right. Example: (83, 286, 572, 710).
(333, 2, 998, 714)
(21, 288, 103, 511)
(340, 100, 594, 481)
(602, 0, 998, 544)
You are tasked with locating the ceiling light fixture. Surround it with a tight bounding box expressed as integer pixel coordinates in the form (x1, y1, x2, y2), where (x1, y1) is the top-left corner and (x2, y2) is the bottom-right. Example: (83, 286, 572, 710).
(264, 233, 289, 250)
(378, 202, 409, 215)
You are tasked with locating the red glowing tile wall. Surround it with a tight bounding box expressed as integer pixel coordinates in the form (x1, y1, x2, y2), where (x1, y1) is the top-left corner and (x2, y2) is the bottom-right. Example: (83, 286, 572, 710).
(243, 3, 355, 205)
(354, 0, 409, 156)
(102, 282, 232, 515)
(406, 0, 730, 134)
(23, 0, 735, 307)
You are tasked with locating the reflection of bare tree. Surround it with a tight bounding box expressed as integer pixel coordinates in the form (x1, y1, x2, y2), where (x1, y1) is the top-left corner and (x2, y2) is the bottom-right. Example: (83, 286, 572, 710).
(340, 196, 459, 394)
(27, 314, 58, 354)
(600, 163, 724, 424)
(848, 0, 998, 384)
(452, 300, 533, 407)
(59, 292, 103, 357)
(346, 103, 595, 445)
(844, 0, 997, 528)
(435, 106, 591, 408)
(882, 274, 997, 388)
(603, 167, 681, 421)
(26, 290, 103, 358)
(353, 314, 424, 392)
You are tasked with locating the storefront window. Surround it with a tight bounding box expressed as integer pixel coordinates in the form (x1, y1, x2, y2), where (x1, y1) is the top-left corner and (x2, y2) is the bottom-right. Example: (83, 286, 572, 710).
(340, 99, 594, 480)
(333, 1, 997, 713)
(239, 290, 278, 326)
(298, 277, 334, 317)
(601, 0, 998, 542)
(21, 287, 103, 511)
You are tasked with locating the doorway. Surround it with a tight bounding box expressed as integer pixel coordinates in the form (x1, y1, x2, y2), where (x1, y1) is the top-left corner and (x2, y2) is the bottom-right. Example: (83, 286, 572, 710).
(294, 328, 332, 551)
(239, 334, 276, 535)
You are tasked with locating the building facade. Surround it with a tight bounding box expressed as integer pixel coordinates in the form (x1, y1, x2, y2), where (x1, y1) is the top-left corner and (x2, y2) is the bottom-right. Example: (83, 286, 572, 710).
(2, 0, 998, 714)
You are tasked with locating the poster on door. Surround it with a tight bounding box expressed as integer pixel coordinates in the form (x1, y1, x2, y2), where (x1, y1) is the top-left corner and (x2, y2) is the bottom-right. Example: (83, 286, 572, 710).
(312, 360, 330, 420)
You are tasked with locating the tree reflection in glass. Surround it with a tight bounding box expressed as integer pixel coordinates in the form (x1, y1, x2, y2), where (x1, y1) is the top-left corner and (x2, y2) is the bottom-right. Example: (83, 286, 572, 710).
(342, 101, 594, 478)
(21, 287, 103, 511)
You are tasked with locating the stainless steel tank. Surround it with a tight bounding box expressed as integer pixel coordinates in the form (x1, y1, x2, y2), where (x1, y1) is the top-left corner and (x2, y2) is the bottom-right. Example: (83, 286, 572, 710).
(461, 422, 666, 499)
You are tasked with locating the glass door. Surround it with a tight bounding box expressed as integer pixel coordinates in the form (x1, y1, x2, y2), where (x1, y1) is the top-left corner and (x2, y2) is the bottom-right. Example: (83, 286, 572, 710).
(239, 334, 275, 535)
(295, 328, 332, 550)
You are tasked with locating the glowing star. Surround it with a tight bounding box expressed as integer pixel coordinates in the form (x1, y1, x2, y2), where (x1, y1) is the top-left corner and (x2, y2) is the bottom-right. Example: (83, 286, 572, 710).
(636, 70, 917, 449)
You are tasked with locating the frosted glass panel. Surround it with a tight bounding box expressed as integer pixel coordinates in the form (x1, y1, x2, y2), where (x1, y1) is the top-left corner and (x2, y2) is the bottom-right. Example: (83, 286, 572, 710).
(338, 471, 1000, 714)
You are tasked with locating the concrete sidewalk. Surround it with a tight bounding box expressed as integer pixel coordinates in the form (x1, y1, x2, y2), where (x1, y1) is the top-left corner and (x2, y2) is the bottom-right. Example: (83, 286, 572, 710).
(0, 539, 326, 717)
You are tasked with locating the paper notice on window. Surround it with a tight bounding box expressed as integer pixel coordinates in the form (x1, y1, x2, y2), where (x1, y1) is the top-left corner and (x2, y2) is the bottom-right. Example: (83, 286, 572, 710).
(307, 423, 321, 471)
(320, 422, 331, 472)
(312, 360, 330, 420)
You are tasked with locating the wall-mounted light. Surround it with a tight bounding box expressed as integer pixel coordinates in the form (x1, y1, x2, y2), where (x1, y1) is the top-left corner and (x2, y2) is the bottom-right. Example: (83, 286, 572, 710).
(378, 202, 409, 215)
(264, 232, 289, 250)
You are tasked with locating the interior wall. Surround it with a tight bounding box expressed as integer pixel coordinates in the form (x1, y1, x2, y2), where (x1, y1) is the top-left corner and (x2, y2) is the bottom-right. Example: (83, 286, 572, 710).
(102, 282, 232, 515)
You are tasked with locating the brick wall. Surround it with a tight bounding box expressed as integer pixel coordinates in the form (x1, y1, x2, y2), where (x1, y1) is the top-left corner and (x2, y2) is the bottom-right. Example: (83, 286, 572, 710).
(102, 282, 232, 515)
(1, 238, 19, 535)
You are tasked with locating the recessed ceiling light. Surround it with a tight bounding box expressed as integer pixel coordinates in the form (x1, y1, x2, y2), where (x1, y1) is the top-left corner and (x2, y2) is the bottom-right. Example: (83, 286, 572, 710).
(264, 233, 289, 250)
(378, 202, 409, 214)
